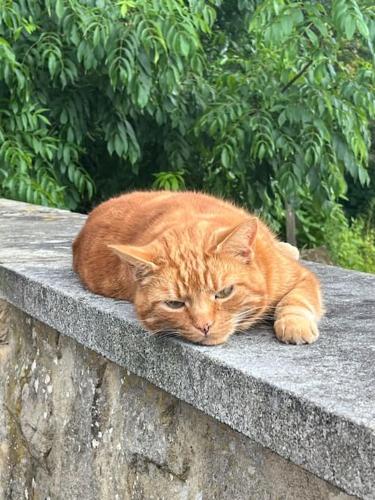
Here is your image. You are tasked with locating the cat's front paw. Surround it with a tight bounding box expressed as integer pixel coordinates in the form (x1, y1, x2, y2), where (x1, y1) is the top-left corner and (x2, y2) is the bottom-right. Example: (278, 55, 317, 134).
(274, 314, 319, 345)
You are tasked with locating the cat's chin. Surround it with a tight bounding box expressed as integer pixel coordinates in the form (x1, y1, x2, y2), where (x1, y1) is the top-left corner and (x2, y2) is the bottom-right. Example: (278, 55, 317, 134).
(179, 329, 232, 346)
(198, 336, 229, 346)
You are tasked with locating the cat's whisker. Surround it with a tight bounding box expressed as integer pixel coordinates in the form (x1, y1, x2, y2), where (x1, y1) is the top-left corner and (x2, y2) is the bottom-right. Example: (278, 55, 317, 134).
(149, 329, 167, 335)
(235, 329, 251, 335)
(149, 328, 180, 337)
(152, 330, 182, 340)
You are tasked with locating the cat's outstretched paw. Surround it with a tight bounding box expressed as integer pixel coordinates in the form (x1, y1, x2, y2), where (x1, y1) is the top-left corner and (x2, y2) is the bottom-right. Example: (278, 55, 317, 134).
(274, 314, 319, 345)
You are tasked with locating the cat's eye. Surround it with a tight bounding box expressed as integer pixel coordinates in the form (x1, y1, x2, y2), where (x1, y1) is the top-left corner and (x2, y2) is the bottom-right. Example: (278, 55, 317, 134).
(164, 300, 185, 309)
(215, 285, 234, 299)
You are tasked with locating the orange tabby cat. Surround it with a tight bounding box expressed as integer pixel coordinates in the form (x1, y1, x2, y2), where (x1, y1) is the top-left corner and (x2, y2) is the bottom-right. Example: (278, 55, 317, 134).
(73, 191, 323, 345)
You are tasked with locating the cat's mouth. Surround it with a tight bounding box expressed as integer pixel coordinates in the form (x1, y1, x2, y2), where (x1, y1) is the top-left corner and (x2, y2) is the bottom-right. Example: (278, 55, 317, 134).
(183, 325, 236, 346)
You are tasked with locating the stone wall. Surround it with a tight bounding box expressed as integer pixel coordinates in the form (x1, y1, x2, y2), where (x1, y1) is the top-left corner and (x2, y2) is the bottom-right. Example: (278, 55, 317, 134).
(0, 300, 354, 500)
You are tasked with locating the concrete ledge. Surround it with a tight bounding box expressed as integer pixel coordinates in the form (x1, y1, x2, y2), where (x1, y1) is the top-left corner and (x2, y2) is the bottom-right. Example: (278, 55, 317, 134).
(0, 198, 374, 499)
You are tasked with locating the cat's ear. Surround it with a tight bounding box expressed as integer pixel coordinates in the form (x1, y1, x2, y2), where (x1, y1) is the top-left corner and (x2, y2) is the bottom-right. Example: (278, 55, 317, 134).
(212, 219, 258, 262)
(108, 244, 158, 272)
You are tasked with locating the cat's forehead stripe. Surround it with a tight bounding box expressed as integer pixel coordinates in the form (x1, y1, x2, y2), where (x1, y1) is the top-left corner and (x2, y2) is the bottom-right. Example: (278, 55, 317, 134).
(159, 230, 233, 297)
(169, 255, 222, 298)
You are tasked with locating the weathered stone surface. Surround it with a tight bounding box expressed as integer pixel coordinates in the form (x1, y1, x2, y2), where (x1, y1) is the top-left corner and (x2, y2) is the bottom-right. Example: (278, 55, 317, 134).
(0, 300, 12, 500)
(0, 198, 374, 498)
(0, 199, 84, 265)
(1, 303, 355, 500)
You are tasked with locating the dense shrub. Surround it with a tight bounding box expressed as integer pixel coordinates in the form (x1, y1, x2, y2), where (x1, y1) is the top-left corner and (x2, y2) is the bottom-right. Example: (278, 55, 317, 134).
(324, 208, 375, 273)
(0, 0, 374, 245)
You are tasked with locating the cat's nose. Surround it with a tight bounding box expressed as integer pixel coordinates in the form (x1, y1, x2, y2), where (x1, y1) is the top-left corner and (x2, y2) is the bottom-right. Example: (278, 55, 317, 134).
(196, 321, 213, 336)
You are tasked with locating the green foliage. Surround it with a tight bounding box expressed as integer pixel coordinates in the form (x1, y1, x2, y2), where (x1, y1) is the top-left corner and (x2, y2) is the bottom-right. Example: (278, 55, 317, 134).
(323, 208, 375, 273)
(0, 0, 374, 248)
(0, 0, 211, 208)
(152, 170, 185, 191)
(194, 0, 375, 239)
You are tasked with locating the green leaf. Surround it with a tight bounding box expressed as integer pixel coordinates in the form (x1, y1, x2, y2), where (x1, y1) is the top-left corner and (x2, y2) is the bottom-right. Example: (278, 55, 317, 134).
(221, 147, 230, 168)
(344, 15, 356, 39)
(55, 0, 65, 19)
(63, 145, 70, 164)
(137, 85, 149, 108)
(179, 35, 190, 57)
(114, 135, 123, 156)
(358, 166, 369, 185)
(48, 54, 57, 77)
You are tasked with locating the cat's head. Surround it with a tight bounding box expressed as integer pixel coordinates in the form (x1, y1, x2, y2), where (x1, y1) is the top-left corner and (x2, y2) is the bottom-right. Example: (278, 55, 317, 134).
(109, 219, 267, 345)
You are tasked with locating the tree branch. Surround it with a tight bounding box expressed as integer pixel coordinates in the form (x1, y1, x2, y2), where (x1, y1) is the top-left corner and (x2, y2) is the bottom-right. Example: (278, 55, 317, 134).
(281, 60, 314, 93)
